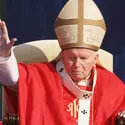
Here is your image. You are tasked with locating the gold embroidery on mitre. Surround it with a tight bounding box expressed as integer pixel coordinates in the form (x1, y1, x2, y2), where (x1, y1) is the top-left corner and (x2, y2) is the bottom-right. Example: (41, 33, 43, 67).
(55, 0, 106, 51)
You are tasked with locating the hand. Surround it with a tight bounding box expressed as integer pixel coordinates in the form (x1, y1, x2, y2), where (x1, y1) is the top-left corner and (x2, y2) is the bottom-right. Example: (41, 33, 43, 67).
(118, 110, 125, 118)
(0, 19, 17, 57)
(115, 110, 125, 125)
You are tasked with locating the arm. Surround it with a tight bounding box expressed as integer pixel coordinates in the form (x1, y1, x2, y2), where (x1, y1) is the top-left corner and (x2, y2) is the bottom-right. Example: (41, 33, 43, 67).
(0, 51, 19, 86)
(110, 75, 125, 125)
(0, 19, 18, 90)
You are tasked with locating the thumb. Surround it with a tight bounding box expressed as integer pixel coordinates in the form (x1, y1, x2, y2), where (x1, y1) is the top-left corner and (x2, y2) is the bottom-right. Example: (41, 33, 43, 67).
(8, 38, 17, 48)
(11, 38, 17, 44)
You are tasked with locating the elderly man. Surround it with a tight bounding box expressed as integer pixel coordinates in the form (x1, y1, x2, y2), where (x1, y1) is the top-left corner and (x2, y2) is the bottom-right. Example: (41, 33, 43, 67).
(0, 0, 125, 125)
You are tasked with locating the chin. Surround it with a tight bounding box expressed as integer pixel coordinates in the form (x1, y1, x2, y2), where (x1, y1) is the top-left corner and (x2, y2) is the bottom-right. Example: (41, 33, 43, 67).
(72, 75, 84, 81)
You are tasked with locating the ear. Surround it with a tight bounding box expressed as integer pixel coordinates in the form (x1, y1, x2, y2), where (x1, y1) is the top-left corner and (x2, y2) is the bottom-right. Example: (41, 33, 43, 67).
(60, 51, 64, 61)
(94, 53, 98, 64)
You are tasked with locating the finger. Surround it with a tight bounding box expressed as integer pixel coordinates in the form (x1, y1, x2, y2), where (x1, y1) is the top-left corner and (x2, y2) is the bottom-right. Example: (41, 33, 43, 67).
(0, 19, 1, 25)
(10, 38, 17, 46)
(8, 38, 17, 49)
(118, 110, 125, 117)
(118, 111, 123, 117)
(118, 112, 122, 116)
(11, 38, 17, 42)
(121, 111, 125, 117)
(123, 114, 125, 118)
(0, 19, 2, 32)
(1, 21, 9, 36)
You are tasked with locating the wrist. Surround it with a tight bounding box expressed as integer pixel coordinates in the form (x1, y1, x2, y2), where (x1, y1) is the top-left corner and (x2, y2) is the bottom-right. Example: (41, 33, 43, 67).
(0, 50, 11, 57)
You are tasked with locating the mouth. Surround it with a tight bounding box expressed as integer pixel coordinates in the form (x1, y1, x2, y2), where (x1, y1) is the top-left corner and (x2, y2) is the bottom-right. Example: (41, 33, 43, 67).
(72, 71, 82, 75)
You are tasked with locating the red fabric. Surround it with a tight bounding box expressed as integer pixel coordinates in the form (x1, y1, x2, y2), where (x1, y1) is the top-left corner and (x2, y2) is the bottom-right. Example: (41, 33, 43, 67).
(63, 81, 93, 125)
(4, 62, 125, 125)
(63, 86, 78, 125)
(93, 67, 125, 125)
(63, 85, 93, 125)
(18, 63, 66, 125)
(4, 86, 18, 113)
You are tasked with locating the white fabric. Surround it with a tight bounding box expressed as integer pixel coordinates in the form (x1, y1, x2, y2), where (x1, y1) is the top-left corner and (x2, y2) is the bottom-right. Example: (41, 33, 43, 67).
(0, 56, 9, 62)
(78, 99, 90, 125)
(0, 51, 19, 87)
(56, 60, 97, 125)
(77, 73, 91, 86)
(78, 69, 97, 125)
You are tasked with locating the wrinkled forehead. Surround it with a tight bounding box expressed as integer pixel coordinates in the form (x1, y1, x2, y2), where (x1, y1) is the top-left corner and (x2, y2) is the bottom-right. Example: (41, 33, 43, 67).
(62, 48, 96, 57)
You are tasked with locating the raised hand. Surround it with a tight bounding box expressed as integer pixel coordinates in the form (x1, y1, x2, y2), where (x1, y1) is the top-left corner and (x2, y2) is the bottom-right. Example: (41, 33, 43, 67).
(115, 110, 125, 125)
(118, 110, 125, 118)
(0, 20, 17, 57)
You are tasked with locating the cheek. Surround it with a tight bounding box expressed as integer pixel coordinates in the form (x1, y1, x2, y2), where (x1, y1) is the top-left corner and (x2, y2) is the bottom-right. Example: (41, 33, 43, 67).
(82, 60, 94, 70)
(86, 64, 93, 71)
(64, 60, 73, 72)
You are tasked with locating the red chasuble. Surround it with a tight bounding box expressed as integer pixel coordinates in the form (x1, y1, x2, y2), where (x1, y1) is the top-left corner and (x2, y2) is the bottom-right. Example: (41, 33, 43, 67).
(4, 62, 125, 125)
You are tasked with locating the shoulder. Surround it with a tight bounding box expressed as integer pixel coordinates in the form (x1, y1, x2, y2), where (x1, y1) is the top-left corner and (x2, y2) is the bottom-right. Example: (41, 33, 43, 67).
(96, 65, 113, 76)
(96, 66, 121, 81)
(96, 66, 125, 89)
(17, 62, 57, 77)
(18, 62, 56, 70)
(96, 67, 125, 117)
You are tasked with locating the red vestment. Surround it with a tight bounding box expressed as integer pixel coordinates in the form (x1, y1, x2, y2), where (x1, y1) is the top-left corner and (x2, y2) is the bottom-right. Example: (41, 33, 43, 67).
(4, 62, 125, 125)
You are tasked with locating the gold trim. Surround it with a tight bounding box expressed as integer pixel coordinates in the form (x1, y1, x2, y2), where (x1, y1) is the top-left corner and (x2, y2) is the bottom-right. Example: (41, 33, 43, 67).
(61, 42, 99, 51)
(55, 18, 106, 30)
(54, 0, 106, 53)
(78, 0, 84, 43)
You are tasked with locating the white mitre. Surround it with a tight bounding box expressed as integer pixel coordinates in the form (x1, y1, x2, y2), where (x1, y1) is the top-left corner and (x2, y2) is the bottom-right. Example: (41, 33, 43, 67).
(54, 0, 106, 51)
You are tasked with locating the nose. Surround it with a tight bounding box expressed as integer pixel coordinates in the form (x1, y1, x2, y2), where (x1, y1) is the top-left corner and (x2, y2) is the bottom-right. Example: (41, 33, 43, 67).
(74, 58, 81, 68)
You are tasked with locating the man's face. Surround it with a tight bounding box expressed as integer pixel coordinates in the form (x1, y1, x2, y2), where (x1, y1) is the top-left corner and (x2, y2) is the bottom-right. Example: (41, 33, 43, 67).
(61, 48, 98, 82)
